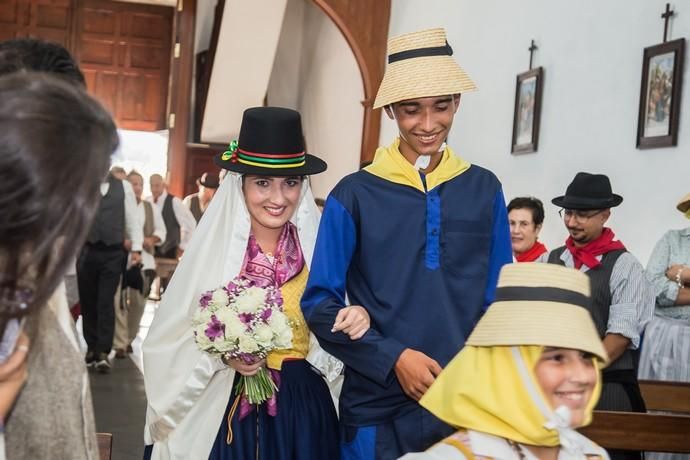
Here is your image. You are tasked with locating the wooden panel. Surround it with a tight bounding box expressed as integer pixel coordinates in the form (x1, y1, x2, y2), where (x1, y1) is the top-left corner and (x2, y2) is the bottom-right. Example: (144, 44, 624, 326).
(0, 0, 73, 47)
(81, 7, 116, 34)
(0, 1, 23, 25)
(75, 0, 173, 131)
(184, 144, 223, 197)
(79, 38, 116, 65)
(129, 12, 166, 39)
(313, 0, 390, 163)
(97, 432, 112, 460)
(129, 43, 164, 70)
(35, 3, 69, 28)
(640, 380, 690, 414)
(579, 411, 690, 453)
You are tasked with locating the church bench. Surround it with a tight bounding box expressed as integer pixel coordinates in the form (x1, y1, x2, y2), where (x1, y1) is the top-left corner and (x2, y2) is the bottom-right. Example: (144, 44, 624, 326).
(97, 432, 112, 460)
(579, 410, 690, 453)
(639, 379, 690, 414)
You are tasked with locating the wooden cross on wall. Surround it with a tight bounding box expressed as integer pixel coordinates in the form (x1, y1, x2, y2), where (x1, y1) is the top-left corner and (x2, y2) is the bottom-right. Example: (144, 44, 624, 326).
(528, 39, 537, 70)
(662, 3, 675, 43)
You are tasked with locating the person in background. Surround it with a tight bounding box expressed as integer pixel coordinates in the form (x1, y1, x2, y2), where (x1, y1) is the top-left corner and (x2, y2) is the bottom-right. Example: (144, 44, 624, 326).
(640, 193, 690, 416)
(0, 70, 117, 459)
(508, 196, 547, 262)
(148, 174, 196, 259)
(110, 165, 127, 180)
(545, 172, 654, 460)
(113, 170, 166, 359)
(402, 263, 610, 460)
(183, 171, 220, 223)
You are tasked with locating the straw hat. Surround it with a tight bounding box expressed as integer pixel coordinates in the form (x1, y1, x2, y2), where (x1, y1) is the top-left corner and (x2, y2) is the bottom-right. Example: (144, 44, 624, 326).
(373, 28, 477, 109)
(676, 192, 690, 213)
(467, 263, 608, 363)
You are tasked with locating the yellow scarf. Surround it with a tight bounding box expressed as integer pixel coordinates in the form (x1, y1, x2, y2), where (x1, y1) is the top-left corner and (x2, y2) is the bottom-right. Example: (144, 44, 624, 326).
(420, 345, 602, 447)
(364, 138, 470, 193)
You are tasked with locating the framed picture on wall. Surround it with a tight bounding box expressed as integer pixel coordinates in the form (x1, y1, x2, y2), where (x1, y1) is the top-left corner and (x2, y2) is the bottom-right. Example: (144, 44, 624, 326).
(637, 38, 685, 149)
(511, 67, 544, 154)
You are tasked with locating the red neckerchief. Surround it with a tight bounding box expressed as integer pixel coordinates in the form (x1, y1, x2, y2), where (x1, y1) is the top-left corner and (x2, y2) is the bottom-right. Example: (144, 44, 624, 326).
(515, 241, 548, 262)
(565, 227, 626, 269)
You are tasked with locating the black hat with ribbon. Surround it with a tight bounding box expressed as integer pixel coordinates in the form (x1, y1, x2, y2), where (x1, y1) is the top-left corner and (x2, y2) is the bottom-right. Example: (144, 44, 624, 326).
(214, 107, 327, 176)
(552, 172, 623, 210)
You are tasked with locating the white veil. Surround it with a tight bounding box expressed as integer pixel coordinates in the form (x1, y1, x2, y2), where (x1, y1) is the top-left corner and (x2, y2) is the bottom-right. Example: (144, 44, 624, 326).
(142, 173, 342, 459)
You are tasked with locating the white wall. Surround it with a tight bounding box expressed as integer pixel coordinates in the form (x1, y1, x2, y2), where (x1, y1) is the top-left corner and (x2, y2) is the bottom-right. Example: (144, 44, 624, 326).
(201, 0, 287, 143)
(267, 0, 364, 199)
(384, 0, 690, 264)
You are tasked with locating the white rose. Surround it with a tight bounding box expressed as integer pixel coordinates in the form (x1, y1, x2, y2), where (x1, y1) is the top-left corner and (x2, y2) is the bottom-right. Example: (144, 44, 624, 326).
(238, 335, 260, 354)
(274, 327, 293, 349)
(269, 312, 292, 348)
(192, 308, 212, 327)
(209, 289, 229, 310)
(235, 288, 265, 314)
(213, 337, 234, 352)
(253, 324, 274, 347)
(194, 323, 212, 349)
(216, 310, 247, 340)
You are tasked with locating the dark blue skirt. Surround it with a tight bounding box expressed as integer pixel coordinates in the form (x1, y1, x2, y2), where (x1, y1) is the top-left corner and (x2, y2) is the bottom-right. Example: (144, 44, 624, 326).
(208, 359, 339, 460)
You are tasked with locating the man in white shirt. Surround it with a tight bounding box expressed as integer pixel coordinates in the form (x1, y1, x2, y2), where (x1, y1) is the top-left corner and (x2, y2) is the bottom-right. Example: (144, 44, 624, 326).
(77, 171, 143, 373)
(113, 170, 166, 358)
(147, 173, 196, 259)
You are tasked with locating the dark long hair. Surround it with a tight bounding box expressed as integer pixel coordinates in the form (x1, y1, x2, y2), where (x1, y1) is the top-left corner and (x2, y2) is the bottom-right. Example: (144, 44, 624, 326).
(0, 73, 117, 329)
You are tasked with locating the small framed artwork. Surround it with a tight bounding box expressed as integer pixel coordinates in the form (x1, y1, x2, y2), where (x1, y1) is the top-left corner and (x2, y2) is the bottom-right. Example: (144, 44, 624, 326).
(511, 67, 544, 154)
(637, 38, 685, 149)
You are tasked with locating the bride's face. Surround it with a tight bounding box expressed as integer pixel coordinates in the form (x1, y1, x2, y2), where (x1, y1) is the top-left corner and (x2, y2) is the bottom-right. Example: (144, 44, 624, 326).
(243, 175, 303, 231)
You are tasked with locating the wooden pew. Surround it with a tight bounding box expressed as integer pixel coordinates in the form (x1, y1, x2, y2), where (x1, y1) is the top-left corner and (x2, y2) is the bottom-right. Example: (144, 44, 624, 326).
(639, 379, 690, 414)
(579, 411, 690, 453)
(97, 432, 113, 460)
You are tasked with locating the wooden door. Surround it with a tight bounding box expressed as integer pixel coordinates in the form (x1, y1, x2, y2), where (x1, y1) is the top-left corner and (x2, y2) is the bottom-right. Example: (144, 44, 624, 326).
(0, 0, 74, 46)
(73, 0, 173, 130)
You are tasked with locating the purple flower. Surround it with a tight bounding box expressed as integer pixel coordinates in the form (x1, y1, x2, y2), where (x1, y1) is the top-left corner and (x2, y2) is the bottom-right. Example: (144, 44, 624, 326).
(199, 291, 213, 309)
(239, 312, 254, 325)
(260, 308, 272, 322)
(205, 315, 225, 341)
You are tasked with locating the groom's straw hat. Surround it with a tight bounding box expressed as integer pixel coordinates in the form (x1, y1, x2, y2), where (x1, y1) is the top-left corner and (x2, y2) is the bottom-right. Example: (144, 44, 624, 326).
(373, 28, 477, 109)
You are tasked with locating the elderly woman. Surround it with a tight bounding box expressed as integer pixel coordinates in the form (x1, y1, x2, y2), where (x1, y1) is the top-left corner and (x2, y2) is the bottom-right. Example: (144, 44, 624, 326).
(401, 263, 610, 460)
(508, 197, 547, 262)
(640, 193, 690, 381)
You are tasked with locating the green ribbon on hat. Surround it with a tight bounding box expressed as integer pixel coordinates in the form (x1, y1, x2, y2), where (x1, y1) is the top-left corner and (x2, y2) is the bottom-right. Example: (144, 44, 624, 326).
(221, 140, 238, 161)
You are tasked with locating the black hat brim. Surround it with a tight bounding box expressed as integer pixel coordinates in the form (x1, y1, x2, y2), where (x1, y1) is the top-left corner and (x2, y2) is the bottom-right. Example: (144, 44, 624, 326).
(214, 153, 327, 176)
(551, 194, 623, 210)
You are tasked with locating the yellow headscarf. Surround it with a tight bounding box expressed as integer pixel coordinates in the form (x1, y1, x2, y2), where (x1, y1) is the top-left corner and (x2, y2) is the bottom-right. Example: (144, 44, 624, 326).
(420, 345, 602, 447)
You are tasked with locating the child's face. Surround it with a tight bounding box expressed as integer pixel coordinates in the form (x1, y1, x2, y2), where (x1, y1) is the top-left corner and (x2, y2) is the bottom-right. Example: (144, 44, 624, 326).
(534, 347, 597, 427)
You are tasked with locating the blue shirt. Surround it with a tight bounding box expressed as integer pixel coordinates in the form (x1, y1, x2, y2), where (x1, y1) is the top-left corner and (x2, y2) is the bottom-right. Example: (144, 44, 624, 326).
(301, 145, 512, 426)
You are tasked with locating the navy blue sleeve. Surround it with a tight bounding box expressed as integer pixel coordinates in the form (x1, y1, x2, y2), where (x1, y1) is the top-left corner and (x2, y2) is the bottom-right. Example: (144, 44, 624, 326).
(301, 195, 406, 386)
(483, 188, 512, 308)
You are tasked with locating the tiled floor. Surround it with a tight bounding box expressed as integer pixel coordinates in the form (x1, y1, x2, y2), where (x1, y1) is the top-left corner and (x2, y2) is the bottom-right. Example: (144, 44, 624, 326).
(87, 300, 157, 460)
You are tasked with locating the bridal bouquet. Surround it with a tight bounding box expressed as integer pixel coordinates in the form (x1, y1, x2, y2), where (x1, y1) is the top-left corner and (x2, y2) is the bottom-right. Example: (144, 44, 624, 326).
(192, 276, 292, 405)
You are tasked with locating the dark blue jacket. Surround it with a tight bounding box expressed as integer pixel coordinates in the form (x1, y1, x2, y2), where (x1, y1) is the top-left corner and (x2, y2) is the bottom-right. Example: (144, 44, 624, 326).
(301, 144, 512, 426)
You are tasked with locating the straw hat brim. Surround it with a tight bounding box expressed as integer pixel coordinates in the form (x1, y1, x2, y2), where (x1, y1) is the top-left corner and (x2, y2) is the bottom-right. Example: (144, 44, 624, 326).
(677, 193, 690, 213)
(373, 56, 477, 109)
(466, 301, 609, 365)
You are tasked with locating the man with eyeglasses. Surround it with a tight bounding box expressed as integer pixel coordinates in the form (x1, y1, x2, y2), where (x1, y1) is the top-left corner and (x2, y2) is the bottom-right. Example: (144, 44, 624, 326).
(543, 172, 653, 460)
